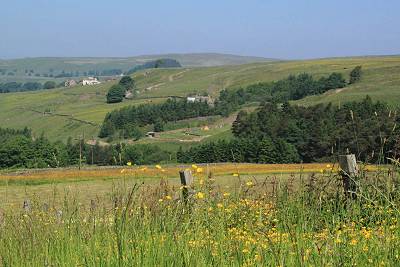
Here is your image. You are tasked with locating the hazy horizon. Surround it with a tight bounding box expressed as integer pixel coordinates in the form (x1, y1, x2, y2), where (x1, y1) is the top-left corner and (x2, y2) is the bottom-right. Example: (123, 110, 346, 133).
(1, 52, 400, 62)
(1, 0, 399, 60)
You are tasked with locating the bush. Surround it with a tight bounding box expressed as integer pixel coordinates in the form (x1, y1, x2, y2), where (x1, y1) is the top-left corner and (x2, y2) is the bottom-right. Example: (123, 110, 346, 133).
(106, 85, 125, 103)
(43, 81, 57, 89)
(119, 76, 135, 91)
(123, 144, 171, 165)
(349, 66, 362, 84)
(153, 119, 164, 132)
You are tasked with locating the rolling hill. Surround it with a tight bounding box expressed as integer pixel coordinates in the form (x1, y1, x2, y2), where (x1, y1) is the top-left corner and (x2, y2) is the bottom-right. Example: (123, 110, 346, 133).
(1, 55, 400, 143)
(0, 53, 272, 83)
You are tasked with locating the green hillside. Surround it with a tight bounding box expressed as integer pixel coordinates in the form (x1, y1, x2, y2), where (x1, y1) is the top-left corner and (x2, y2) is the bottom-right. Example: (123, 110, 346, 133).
(0, 53, 271, 83)
(1, 56, 400, 142)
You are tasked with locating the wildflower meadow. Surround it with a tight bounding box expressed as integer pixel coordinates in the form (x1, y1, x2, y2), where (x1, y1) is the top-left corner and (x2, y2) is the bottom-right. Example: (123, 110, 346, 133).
(0, 162, 399, 266)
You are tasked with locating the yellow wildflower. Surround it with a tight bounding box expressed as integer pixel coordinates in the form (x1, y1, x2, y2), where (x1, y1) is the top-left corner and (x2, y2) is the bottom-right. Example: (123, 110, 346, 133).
(127, 161, 132, 166)
(232, 173, 239, 177)
(155, 165, 162, 169)
(192, 164, 198, 169)
(165, 195, 172, 200)
(246, 181, 254, 186)
(223, 192, 231, 197)
(196, 167, 203, 173)
(196, 192, 205, 199)
(350, 239, 358, 246)
(362, 230, 371, 239)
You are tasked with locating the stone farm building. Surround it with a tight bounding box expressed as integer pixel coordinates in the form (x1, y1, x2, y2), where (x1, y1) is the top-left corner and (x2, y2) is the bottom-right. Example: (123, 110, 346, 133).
(64, 79, 77, 87)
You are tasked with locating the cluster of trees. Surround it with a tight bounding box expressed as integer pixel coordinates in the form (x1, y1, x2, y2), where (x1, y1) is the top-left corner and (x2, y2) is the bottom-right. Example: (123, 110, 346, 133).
(68, 142, 172, 166)
(0, 69, 18, 76)
(54, 71, 79, 78)
(0, 127, 172, 169)
(100, 98, 213, 138)
(106, 76, 136, 103)
(0, 128, 72, 168)
(179, 97, 400, 164)
(54, 69, 123, 78)
(214, 72, 348, 116)
(350, 66, 362, 84)
(126, 59, 182, 75)
(0, 81, 59, 93)
(177, 138, 299, 164)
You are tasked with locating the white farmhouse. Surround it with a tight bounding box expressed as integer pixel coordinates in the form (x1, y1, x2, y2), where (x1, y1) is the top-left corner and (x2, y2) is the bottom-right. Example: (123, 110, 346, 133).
(186, 95, 214, 105)
(187, 97, 196, 103)
(80, 77, 101, 86)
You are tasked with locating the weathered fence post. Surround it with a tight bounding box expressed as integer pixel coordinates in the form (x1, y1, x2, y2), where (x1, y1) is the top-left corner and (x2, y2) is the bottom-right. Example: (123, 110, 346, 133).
(90, 199, 97, 212)
(338, 154, 359, 199)
(23, 199, 31, 213)
(179, 169, 194, 203)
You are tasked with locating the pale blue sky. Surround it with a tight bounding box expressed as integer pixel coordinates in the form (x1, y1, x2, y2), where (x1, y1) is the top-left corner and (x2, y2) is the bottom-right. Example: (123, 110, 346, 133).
(1, 0, 399, 59)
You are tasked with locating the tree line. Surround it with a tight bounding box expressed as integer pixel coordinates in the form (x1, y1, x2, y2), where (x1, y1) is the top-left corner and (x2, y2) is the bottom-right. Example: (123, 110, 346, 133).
(0, 81, 60, 93)
(178, 96, 399, 164)
(0, 127, 172, 169)
(54, 69, 123, 78)
(214, 67, 362, 116)
(126, 59, 182, 75)
(99, 98, 213, 139)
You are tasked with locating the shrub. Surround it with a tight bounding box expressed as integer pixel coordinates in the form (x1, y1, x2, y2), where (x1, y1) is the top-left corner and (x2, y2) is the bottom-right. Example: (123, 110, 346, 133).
(106, 84, 125, 103)
(349, 65, 362, 84)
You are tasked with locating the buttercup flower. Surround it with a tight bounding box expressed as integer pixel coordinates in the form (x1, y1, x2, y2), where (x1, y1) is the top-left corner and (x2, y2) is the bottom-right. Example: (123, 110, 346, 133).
(196, 192, 205, 199)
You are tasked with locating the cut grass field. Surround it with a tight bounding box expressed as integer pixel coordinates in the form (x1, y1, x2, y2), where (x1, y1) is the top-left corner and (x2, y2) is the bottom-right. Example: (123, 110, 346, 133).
(0, 162, 380, 209)
(0, 163, 327, 214)
(1, 55, 400, 142)
(0, 163, 327, 206)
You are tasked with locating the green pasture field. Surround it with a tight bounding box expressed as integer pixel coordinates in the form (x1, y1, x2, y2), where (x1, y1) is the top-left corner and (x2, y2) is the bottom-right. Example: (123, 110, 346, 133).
(1, 56, 400, 143)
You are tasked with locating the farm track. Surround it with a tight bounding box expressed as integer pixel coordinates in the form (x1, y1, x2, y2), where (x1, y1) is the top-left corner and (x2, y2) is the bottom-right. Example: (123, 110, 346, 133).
(168, 69, 189, 81)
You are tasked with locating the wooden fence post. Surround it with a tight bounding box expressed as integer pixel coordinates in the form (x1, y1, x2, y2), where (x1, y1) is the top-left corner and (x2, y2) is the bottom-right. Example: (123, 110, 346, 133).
(338, 154, 359, 199)
(23, 199, 31, 213)
(179, 169, 194, 203)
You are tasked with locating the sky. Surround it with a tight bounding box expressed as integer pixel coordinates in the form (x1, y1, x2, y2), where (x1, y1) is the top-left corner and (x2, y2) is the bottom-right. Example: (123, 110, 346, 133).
(0, 0, 399, 59)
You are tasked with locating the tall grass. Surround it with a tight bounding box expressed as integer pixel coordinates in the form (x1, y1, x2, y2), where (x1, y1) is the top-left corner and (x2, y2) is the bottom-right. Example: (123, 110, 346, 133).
(0, 165, 399, 266)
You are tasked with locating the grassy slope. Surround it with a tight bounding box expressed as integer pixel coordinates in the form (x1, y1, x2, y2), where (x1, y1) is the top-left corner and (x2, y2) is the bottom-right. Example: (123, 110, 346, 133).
(0, 53, 271, 83)
(1, 56, 400, 142)
(296, 56, 400, 106)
